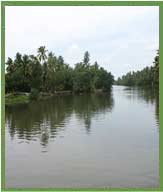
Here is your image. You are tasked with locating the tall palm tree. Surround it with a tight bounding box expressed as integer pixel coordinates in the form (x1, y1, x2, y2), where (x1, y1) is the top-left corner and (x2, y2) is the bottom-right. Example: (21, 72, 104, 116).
(6, 57, 14, 73)
(22, 54, 30, 91)
(14, 52, 22, 68)
(37, 46, 48, 64)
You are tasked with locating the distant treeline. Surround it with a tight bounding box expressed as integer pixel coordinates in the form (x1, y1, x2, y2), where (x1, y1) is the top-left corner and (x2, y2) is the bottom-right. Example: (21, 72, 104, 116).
(115, 50, 159, 88)
(6, 46, 114, 94)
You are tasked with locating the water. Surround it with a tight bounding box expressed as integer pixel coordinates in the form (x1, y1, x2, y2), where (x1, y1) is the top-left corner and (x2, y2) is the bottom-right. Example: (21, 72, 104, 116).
(5, 86, 159, 188)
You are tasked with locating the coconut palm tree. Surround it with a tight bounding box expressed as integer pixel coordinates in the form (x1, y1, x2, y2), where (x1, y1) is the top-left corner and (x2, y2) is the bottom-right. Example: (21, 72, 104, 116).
(22, 54, 30, 91)
(6, 57, 14, 73)
(37, 46, 48, 64)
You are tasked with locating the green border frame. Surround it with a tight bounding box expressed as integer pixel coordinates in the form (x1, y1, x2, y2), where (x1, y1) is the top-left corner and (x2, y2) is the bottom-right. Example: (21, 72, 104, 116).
(1, 1, 162, 191)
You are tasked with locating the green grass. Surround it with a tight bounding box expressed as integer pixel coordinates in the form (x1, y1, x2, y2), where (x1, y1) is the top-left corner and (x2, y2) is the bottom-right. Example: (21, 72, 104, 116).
(5, 94, 29, 105)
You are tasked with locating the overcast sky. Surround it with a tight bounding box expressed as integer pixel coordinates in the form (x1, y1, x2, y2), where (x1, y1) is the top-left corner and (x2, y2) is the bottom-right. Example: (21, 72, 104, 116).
(6, 6, 159, 79)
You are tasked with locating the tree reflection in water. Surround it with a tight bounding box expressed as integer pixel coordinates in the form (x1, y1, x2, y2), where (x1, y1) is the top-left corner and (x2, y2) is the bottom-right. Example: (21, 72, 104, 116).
(123, 86, 159, 127)
(5, 91, 114, 147)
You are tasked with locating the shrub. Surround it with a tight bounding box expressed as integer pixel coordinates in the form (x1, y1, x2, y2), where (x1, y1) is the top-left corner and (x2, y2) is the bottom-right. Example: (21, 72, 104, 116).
(29, 88, 40, 100)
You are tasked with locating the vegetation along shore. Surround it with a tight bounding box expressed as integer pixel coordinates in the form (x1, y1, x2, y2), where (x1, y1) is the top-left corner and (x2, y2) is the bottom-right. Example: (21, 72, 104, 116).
(115, 50, 159, 88)
(5, 47, 159, 105)
(5, 46, 114, 105)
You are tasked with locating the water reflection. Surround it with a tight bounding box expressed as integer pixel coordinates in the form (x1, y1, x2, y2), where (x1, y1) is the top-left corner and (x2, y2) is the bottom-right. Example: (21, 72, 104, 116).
(5, 86, 159, 148)
(155, 93, 159, 125)
(5, 91, 114, 147)
(6, 86, 159, 188)
(122, 86, 159, 126)
(73, 93, 114, 134)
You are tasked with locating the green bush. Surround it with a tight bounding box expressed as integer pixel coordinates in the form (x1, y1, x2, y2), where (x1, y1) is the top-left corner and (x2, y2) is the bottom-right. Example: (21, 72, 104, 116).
(29, 88, 40, 100)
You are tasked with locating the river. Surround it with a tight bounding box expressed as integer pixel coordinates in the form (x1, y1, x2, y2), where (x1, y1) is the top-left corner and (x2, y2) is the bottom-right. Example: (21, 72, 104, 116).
(5, 85, 159, 188)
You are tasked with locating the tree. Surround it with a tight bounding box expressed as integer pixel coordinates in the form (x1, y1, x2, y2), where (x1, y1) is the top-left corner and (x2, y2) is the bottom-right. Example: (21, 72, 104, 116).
(153, 50, 159, 87)
(46, 52, 57, 91)
(37, 46, 48, 64)
(14, 52, 22, 68)
(5, 47, 114, 94)
(95, 67, 114, 91)
(22, 54, 30, 91)
(83, 51, 90, 66)
(57, 56, 64, 70)
(115, 50, 159, 88)
(31, 59, 42, 90)
(6, 57, 14, 74)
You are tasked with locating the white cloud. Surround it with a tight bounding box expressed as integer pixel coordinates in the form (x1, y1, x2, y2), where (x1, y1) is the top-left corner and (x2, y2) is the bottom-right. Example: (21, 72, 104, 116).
(5, 6, 159, 78)
(64, 44, 84, 65)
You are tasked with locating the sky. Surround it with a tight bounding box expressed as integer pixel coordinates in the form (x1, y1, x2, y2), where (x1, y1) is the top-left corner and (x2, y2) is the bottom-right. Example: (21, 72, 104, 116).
(5, 6, 159, 79)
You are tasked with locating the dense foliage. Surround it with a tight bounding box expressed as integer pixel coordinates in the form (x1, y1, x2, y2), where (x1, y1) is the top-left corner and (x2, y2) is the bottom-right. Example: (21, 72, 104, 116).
(5, 47, 114, 94)
(116, 50, 159, 88)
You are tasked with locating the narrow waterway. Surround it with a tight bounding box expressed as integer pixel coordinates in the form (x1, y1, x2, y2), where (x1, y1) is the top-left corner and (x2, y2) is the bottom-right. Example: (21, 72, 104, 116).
(5, 85, 159, 188)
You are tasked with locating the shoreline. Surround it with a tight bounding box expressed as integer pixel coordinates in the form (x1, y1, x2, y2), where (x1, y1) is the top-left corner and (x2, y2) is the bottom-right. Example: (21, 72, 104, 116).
(5, 89, 107, 106)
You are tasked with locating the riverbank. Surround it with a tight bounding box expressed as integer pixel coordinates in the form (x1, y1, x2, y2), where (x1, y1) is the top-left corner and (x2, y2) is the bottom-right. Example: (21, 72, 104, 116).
(5, 91, 70, 105)
(5, 94, 29, 105)
(5, 89, 107, 105)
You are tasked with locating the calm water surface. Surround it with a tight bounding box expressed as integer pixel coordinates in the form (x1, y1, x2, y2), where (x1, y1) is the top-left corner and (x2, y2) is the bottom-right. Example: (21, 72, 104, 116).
(5, 86, 159, 188)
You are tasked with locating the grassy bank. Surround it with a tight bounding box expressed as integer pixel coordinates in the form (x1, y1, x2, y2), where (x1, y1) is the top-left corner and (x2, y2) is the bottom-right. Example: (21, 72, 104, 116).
(5, 91, 72, 105)
(5, 89, 105, 105)
(5, 94, 29, 105)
